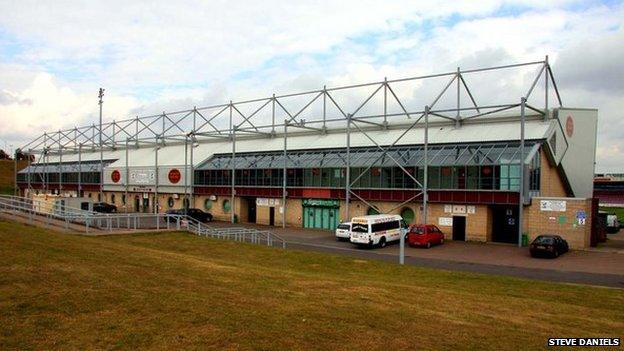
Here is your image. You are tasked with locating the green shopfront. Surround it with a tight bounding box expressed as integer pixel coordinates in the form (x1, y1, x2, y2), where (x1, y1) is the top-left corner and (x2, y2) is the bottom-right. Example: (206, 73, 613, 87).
(302, 199, 340, 231)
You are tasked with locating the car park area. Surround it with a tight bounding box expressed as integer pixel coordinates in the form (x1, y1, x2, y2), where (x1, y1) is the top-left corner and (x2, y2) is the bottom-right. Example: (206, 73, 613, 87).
(210, 221, 624, 287)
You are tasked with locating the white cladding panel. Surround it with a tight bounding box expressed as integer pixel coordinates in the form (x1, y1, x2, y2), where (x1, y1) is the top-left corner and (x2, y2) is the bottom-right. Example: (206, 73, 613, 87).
(556, 108, 598, 198)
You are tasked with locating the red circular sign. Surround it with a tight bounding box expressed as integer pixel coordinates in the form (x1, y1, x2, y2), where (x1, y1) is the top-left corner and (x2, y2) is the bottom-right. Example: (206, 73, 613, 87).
(566, 115, 574, 137)
(168, 169, 181, 184)
(111, 170, 121, 183)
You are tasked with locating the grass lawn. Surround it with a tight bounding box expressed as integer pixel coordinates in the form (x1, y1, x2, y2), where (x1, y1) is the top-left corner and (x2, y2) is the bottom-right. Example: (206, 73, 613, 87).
(1, 220, 623, 350)
(0, 186, 14, 195)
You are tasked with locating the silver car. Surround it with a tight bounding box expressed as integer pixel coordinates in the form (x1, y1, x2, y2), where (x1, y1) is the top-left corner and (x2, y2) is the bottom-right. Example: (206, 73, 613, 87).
(335, 222, 352, 241)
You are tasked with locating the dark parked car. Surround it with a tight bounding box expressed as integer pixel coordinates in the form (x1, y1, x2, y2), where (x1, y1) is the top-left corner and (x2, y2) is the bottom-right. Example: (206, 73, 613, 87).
(166, 208, 213, 223)
(93, 202, 117, 213)
(530, 235, 569, 258)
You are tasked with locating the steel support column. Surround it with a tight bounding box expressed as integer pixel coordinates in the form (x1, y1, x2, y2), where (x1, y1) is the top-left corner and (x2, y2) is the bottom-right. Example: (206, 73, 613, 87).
(190, 134, 195, 207)
(544, 55, 549, 119)
(98, 88, 104, 201)
(322, 87, 327, 130)
(125, 139, 129, 212)
(456, 67, 461, 128)
(27, 149, 31, 197)
(58, 132, 62, 195)
(518, 97, 526, 247)
(155, 138, 159, 214)
(383, 78, 388, 127)
(13, 149, 18, 196)
(43, 133, 47, 194)
(231, 125, 236, 224)
(282, 121, 288, 228)
(78, 144, 82, 197)
(271, 95, 276, 134)
(184, 135, 189, 216)
(44, 151, 49, 194)
(424, 105, 429, 225)
(345, 114, 351, 222)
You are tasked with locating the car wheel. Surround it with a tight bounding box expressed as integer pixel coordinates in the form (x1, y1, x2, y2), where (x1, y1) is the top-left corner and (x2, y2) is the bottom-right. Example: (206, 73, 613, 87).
(426, 242, 431, 249)
(379, 237, 387, 248)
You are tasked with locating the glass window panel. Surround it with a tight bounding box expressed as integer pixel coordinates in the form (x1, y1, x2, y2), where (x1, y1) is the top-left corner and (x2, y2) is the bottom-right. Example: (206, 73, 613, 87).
(466, 166, 479, 189)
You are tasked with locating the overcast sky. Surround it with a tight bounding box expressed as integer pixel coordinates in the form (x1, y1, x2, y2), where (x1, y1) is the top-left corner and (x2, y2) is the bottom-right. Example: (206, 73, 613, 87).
(0, 0, 622, 172)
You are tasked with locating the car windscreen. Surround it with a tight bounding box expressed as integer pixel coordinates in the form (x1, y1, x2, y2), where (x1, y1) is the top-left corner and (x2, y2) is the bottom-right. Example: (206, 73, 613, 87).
(534, 236, 554, 244)
(410, 227, 425, 234)
(337, 224, 350, 230)
(351, 223, 368, 233)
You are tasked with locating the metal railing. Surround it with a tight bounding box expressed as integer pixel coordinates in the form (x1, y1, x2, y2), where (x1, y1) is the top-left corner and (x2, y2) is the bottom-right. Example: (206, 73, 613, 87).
(183, 216, 286, 248)
(0, 195, 286, 248)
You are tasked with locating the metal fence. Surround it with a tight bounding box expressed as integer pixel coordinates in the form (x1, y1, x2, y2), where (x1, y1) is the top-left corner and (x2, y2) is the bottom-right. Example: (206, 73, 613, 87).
(0, 195, 286, 248)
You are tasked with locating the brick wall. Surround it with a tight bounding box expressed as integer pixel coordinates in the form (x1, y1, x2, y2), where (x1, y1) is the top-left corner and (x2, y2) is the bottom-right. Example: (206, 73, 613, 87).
(539, 148, 568, 197)
(524, 197, 592, 249)
(193, 195, 235, 222)
(337, 200, 491, 242)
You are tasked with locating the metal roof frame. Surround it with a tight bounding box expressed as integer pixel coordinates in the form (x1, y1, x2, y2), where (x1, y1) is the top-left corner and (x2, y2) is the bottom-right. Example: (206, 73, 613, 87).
(19, 58, 560, 154)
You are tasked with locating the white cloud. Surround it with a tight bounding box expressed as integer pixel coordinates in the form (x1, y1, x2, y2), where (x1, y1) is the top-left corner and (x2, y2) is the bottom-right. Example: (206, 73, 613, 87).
(0, 0, 622, 172)
(0, 73, 138, 147)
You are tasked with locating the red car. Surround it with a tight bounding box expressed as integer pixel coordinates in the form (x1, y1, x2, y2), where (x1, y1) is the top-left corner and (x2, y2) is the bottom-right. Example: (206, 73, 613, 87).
(407, 224, 444, 248)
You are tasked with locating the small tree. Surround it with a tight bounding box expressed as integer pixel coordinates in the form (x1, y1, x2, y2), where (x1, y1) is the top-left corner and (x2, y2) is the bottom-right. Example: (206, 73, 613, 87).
(0, 149, 11, 160)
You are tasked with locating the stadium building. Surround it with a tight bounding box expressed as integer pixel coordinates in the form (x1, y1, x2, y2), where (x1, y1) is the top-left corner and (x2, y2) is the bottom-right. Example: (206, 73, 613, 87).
(16, 59, 601, 248)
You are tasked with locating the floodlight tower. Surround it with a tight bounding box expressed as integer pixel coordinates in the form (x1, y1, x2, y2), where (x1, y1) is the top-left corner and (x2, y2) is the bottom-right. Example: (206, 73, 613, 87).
(98, 88, 105, 201)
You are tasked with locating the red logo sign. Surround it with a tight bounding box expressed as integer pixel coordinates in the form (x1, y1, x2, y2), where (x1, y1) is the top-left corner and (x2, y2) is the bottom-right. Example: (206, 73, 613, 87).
(168, 169, 181, 184)
(111, 170, 121, 183)
(566, 116, 574, 137)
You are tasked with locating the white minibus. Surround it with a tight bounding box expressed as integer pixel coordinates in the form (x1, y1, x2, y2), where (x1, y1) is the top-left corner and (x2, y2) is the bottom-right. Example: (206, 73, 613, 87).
(349, 214, 408, 248)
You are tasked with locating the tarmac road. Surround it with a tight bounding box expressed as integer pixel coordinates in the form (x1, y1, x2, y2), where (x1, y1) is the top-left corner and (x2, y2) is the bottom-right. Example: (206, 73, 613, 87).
(222, 223, 624, 289)
(285, 239, 624, 288)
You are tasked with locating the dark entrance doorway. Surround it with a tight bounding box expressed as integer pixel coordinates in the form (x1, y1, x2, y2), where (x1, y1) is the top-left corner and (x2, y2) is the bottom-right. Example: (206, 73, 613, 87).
(491, 205, 519, 243)
(246, 198, 257, 223)
(142, 196, 150, 213)
(452, 216, 466, 241)
(269, 207, 275, 226)
(134, 196, 140, 212)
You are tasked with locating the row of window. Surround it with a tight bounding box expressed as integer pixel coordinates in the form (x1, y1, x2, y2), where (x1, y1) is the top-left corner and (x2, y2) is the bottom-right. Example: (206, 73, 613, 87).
(17, 172, 101, 184)
(194, 164, 536, 191)
(17, 154, 541, 192)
